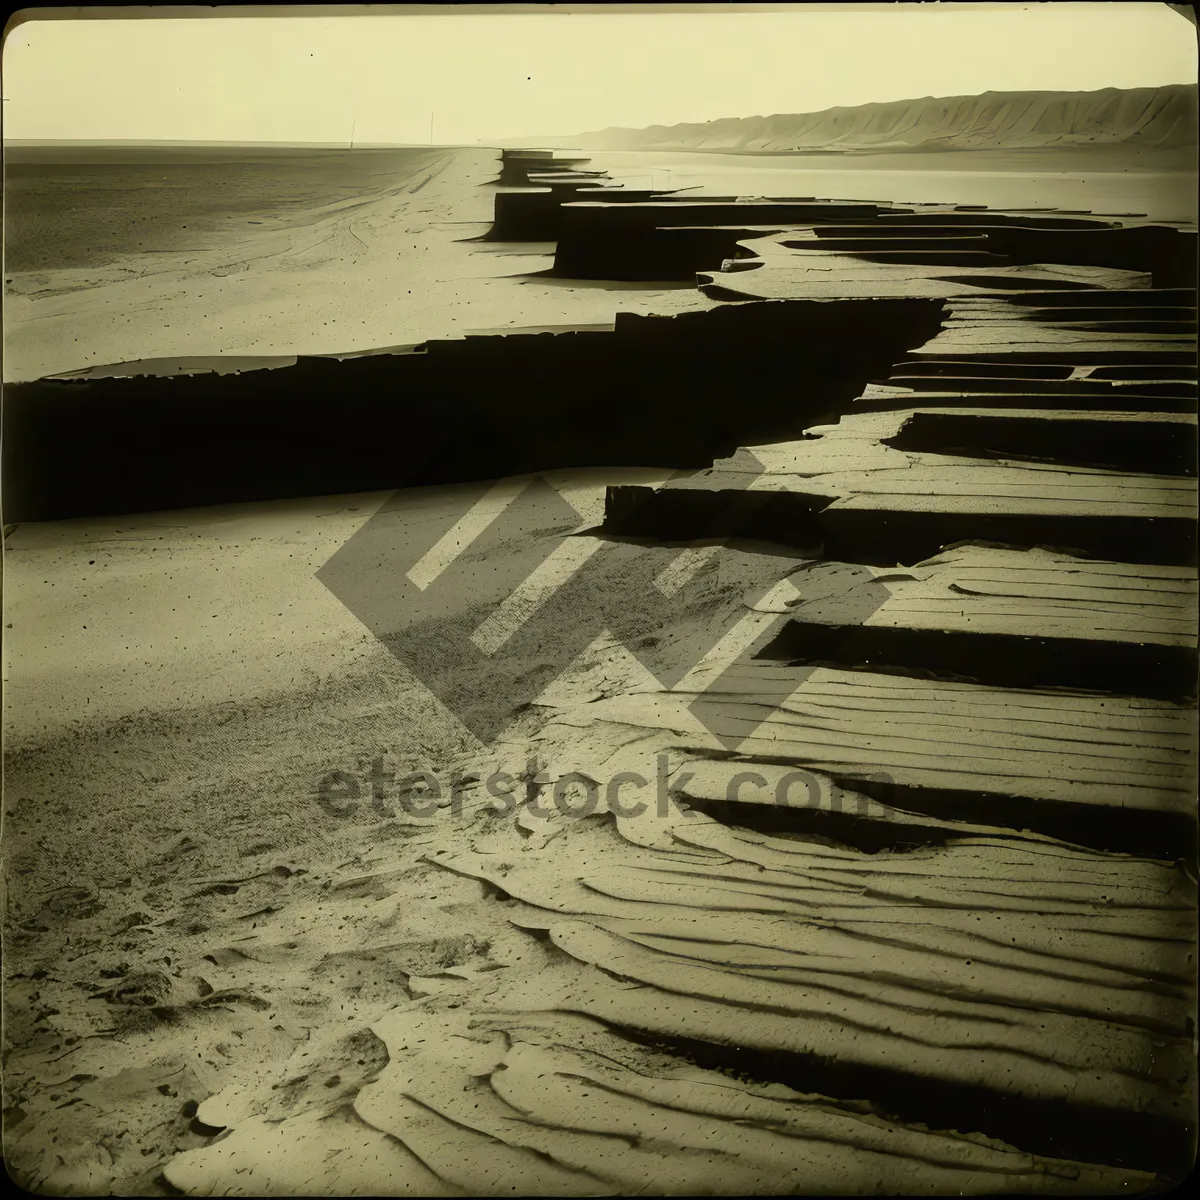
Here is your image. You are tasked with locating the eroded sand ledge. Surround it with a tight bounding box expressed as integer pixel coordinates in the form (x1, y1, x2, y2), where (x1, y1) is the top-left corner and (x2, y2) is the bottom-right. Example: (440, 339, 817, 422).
(2, 147, 1196, 1195)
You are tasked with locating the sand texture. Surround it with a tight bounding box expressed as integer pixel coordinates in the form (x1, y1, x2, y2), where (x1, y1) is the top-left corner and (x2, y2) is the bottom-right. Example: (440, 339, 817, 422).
(2, 146, 718, 384)
(3, 145, 1196, 1194)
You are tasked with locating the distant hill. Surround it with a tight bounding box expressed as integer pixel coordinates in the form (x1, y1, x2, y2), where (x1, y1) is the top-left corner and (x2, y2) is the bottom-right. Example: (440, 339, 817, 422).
(569, 84, 1198, 153)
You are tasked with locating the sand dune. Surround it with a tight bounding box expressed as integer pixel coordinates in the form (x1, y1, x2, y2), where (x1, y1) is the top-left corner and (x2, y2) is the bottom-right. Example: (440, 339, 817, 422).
(575, 84, 1198, 153)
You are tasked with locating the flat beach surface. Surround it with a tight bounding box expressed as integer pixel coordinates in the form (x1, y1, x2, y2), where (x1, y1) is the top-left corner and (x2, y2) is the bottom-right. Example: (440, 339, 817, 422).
(572, 145, 1198, 218)
(2, 140, 1195, 1194)
(5, 144, 1194, 383)
(2, 145, 719, 383)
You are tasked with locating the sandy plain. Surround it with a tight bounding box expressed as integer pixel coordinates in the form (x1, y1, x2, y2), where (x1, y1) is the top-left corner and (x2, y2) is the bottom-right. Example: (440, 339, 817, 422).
(2, 145, 722, 384)
(2, 142, 1195, 1194)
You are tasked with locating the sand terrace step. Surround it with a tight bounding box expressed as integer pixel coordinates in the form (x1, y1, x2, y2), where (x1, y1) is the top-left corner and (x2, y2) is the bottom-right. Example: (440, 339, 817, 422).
(782, 235, 995, 251)
(778, 544, 1198, 646)
(602, 406, 1198, 566)
(889, 352, 1197, 376)
(562, 199, 906, 224)
(878, 408, 1196, 475)
(788, 248, 1017, 268)
(497, 150, 596, 185)
(756, 545, 1198, 703)
(524, 173, 608, 186)
(795, 222, 1198, 281)
(930, 317, 1197, 339)
(489, 185, 689, 239)
(962, 288, 1197, 309)
(853, 391, 1200, 413)
(870, 212, 1144, 230)
(877, 375, 1197, 395)
(552, 224, 798, 280)
(698, 255, 1153, 301)
(943, 301, 1196, 321)
(942, 319, 1198, 337)
(520, 658, 1196, 854)
(688, 208, 1197, 298)
(905, 335, 1195, 365)
(811, 222, 1132, 237)
(644, 662, 1197, 821)
(907, 344, 1195, 366)
(481, 185, 1197, 1190)
(885, 356, 1199, 384)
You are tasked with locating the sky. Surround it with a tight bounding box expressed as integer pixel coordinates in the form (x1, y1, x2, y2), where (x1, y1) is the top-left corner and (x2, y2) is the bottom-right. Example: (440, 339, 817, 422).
(3, 3, 1196, 145)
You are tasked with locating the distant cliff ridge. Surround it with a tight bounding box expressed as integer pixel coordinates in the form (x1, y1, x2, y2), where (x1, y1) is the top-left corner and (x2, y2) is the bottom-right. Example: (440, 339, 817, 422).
(574, 85, 1198, 153)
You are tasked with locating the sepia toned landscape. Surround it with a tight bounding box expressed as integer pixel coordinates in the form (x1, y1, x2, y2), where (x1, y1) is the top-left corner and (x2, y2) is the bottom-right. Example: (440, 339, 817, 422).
(2, 7, 1198, 1196)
